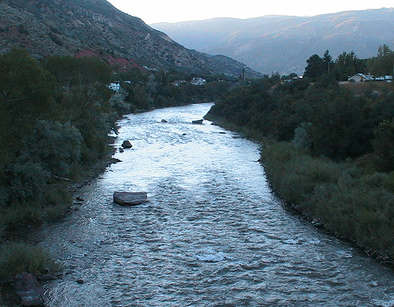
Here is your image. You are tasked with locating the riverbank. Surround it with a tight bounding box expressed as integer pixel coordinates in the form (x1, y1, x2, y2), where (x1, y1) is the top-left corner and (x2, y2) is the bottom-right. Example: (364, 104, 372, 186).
(205, 114, 394, 267)
(0, 149, 119, 306)
(260, 141, 394, 266)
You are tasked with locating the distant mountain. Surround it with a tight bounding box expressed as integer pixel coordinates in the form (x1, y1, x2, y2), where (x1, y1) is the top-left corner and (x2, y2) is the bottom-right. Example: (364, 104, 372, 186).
(152, 9, 394, 75)
(0, 0, 260, 78)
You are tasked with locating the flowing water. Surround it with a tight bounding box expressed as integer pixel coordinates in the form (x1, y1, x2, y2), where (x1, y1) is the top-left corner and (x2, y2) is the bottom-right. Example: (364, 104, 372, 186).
(37, 103, 394, 306)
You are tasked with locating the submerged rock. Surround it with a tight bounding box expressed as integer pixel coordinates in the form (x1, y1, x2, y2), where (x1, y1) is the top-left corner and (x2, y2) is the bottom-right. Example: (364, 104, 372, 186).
(113, 192, 148, 205)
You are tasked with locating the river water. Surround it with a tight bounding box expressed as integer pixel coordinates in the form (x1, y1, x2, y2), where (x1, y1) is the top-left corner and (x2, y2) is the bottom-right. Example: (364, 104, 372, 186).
(37, 103, 394, 306)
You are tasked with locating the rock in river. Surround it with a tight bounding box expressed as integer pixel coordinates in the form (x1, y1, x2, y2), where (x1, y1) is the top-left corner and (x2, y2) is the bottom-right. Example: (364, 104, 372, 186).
(121, 140, 133, 148)
(113, 192, 148, 205)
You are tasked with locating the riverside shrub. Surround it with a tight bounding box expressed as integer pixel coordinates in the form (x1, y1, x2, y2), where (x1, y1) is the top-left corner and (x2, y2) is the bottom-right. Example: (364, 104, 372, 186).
(261, 141, 394, 259)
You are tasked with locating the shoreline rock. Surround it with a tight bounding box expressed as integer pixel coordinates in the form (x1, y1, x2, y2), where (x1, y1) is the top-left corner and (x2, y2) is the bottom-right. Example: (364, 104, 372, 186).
(14, 272, 44, 307)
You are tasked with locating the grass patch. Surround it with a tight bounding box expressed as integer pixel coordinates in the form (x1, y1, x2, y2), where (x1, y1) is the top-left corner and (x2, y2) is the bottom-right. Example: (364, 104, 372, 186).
(0, 242, 61, 280)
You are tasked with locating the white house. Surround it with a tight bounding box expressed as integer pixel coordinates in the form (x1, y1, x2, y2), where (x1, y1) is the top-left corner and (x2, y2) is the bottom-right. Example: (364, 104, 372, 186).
(374, 75, 393, 82)
(171, 80, 187, 86)
(191, 77, 206, 86)
(348, 73, 371, 83)
(348, 73, 392, 83)
(108, 82, 121, 92)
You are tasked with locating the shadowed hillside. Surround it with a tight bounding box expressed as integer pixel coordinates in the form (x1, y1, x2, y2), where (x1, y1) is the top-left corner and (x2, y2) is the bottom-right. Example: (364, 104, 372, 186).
(152, 8, 394, 74)
(0, 0, 260, 77)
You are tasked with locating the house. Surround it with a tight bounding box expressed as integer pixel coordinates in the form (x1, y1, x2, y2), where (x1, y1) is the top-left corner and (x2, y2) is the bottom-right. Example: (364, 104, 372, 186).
(191, 77, 206, 86)
(143, 66, 157, 72)
(374, 75, 393, 82)
(348, 73, 371, 83)
(108, 82, 121, 92)
(348, 73, 393, 83)
(171, 80, 187, 86)
(385, 75, 393, 82)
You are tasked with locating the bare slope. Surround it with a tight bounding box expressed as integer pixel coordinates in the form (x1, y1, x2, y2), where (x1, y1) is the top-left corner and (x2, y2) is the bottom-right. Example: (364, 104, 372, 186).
(0, 0, 260, 77)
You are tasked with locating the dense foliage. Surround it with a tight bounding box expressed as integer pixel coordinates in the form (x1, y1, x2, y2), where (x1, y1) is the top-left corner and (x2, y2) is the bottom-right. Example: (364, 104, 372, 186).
(0, 50, 115, 234)
(206, 46, 394, 260)
(261, 142, 394, 261)
(209, 79, 394, 163)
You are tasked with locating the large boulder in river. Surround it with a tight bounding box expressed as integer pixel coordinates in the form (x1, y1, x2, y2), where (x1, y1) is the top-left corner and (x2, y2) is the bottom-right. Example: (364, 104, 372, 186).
(113, 192, 148, 205)
(14, 272, 44, 306)
(121, 140, 133, 149)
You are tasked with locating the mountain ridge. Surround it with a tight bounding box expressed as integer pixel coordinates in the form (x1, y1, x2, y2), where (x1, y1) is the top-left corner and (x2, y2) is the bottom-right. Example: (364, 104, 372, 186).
(0, 0, 260, 77)
(152, 8, 394, 74)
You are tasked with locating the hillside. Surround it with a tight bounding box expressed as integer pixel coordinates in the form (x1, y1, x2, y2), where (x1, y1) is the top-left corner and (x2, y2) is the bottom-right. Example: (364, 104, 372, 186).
(0, 0, 260, 78)
(152, 8, 394, 75)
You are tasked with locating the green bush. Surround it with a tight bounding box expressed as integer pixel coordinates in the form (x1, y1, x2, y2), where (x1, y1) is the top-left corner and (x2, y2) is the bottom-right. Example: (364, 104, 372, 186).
(25, 120, 83, 178)
(44, 183, 73, 220)
(383, 172, 394, 192)
(373, 119, 394, 172)
(5, 161, 50, 206)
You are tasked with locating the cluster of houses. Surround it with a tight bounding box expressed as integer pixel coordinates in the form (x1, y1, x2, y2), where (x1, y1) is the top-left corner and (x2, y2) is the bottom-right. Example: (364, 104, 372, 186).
(172, 77, 207, 86)
(108, 77, 207, 92)
(348, 73, 393, 83)
(108, 80, 132, 92)
(108, 82, 121, 91)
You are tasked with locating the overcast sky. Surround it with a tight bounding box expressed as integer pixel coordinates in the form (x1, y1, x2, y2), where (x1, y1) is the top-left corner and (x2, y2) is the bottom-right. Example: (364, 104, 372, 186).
(107, 0, 393, 24)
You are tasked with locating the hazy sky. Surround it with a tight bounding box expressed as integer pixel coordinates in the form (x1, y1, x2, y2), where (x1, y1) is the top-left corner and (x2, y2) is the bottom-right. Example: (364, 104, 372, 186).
(107, 0, 393, 24)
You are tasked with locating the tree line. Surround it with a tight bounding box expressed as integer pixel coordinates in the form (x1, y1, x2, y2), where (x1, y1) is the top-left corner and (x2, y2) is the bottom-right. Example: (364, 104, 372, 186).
(302, 44, 394, 82)
(208, 46, 394, 169)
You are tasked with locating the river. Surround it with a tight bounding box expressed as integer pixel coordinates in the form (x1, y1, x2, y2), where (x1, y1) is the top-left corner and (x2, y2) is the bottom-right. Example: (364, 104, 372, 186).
(37, 103, 394, 306)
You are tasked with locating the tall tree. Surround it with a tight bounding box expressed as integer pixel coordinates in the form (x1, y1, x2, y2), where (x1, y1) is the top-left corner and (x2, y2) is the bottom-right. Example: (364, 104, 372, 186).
(369, 45, 394, 77)
(373, 119, 394, 172)
(304, 54, 325, 81)
(334, 51, 366, 81)
(322, 50, 334, 74)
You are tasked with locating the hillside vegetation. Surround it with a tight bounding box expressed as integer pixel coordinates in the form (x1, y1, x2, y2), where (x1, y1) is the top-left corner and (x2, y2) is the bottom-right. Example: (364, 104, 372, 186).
(205, 47, 394, 262)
